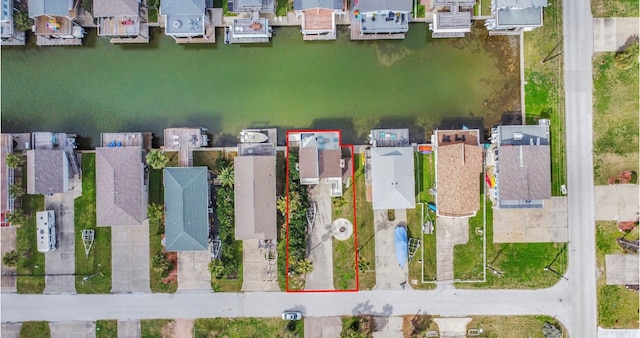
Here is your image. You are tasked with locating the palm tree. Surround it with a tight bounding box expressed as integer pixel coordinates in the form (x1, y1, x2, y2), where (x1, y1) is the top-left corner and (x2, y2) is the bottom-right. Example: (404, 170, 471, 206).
(146, 149, 169, 170)
(8, 184, 24, 198)
(5, 209, 27, 226)
(2, 250, 20, 267)
(5, 153, 24, 169)
(218, 166, 234, 188)
(13, 11, 31, 32)
(276, 196, 288, 217)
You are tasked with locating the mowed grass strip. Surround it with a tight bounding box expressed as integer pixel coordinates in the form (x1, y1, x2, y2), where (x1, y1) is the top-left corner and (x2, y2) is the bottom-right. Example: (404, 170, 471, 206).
(194, 318, 304, 337)
(354, 154, 376, 290)
(141, 319, 174, 337)
(20, 321, 50, 337)
(75, 153, 112, 294)
(96, 320, 117, 338)
(591, 0, 639, 17)
(16, 193, 46, 294)
(453, 197, 487, 281)
(467, 315, 565, 337)
(596, 222, 639, 328)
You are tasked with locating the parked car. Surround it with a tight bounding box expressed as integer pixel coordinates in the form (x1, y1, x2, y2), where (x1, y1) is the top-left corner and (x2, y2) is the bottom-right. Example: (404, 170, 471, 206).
(282, 311, 302, 320)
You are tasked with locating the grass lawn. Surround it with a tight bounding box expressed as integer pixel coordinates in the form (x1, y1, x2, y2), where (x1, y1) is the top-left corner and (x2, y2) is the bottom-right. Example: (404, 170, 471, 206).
(75, 153, 112, 294)
(407, 204, 436, 289)
(453, 196, 487, 281)
(192, 150, 224, 171)
(333, 161, 357, 290)
(524, 0, 566, 195)
(148, 169, 163, 205)
(591, 0, 639, 17)
(592, 51, 639, 184)
(354, 154, 376, 290)
(596, 222, 639, 328)
(20, 321, 50, 337)
(211, 248, 243, 292)
(466, 316, 565, 337)
(141, 319, 174, 337)
(194, 318, 304, 337)
(16, 193, 46, 294)
(149, 214, 177, 293)
(96, 320, 117, 338)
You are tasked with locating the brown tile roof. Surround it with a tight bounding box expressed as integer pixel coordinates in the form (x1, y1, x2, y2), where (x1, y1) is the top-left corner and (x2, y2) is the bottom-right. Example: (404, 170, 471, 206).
(319, 149, 341, 179)
(96, 147, 147, 226)
(299, 147, 319, 182)
(26, 149, 68, 195)
(498, 145, 551, 201)
(436, 143, 483, 217)
(234, 155, 277, 240)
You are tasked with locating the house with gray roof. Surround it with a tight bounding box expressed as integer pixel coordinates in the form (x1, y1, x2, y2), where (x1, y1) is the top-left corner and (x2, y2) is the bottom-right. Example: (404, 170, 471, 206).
(370, 147, 415, 210)
(160, 0, 210, 42)
(350, 0, 411, 40)
(494, 124, 551, 208)
(429, 0, 475, 38)
(93, 0, 149, 43)
(164, 167, 210, 251)
(28, 0, 85, 46)
(26, 149, 69, 195)
(234, 155, 277, 240)
(96, 147, 148, 226)
(294, 0, 345, 40)
(484, 0, 548, 35)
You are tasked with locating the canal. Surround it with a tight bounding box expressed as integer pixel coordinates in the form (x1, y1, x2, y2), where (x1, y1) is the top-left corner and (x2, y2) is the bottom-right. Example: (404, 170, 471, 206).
(1, 24, 520, 147)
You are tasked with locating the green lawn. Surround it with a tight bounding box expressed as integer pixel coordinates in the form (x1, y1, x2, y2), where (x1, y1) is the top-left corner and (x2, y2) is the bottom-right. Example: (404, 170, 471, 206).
(354, 154, 376, 290)
(149, 215, 177, 293)
(333, 160, 357, 290)
(453, 196, 487, 281)
(407, 204, 436, 289)
(592, 50, 639, 184)
(20, 321, 50, 337)
(148, 169, 163, 205)
(192, 150, 224, 171)
(592, 0, 639, 17)
(75, 153, 112, 294)
(524, 0, 566, 196)
(96, 320, 117, 338)
(194, 318, 304, 337)
(467, 316, 565, 338)
(16, 193, 46, 294)
(596, 222, 639, 328)
(141, 319, 174, 337)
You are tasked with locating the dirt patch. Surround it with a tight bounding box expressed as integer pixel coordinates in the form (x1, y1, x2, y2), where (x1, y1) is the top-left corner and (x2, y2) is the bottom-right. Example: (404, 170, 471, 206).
(594, 154, 639, 185)
(161, 250, 178, 285)
(160, 321, 175, 338)
(608, 171, 635, 185)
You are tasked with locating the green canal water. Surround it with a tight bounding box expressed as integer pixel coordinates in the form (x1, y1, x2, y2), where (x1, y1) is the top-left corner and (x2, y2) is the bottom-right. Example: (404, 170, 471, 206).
(1, 24, 520, 146)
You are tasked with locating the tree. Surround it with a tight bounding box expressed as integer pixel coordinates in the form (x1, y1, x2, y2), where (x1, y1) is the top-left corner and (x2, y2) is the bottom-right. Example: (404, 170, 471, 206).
(2, 250, 20, 267)
(13, 11, 31, 32)
(217, 166, 234, 188)
(5, 153, 24, 169)
(151, 253, 172, 277)
(208, 260, 224, 277)
(145, 149, 169, 170)
(276, 196, 288, 217)
(5, 209, 27, 226)
(8, 184, 24, 198)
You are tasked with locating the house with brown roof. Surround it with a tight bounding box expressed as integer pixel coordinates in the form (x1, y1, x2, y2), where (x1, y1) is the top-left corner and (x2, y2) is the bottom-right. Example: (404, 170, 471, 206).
(93, 0, 150, 43)
(26, 149, 69, 195)
(234, 152, 277, 240)
(95, 146, 148, 226)
(434, 129, 483, 217)
(296, 131, 344, 196)
(294, 0, 345, 40)
(494, 124, 551, 208)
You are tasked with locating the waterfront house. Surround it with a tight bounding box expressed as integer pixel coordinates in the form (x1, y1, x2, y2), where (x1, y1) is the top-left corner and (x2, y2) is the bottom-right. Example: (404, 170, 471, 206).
(350, 0, 411, 40)
(370, 146, 415, 210)
(160, 0, 212, 43)
(429, 0, 475, 38)
(484, 0, 548, 35)
(294, 0, 345, 41)
(1, 0, 25, 45)
(28, 0, 85, 46)
(163, 167, 210, 251)
(26, 149, 69, 195)
(227, 0, 273, 44)
(93, 0, 150, 43)
(95, 134, 148, 226)
(434, 129, 483, 217)
(234, 148, 277, 241)
(297, 131, 344, 196)
(493, 124, 551, 208)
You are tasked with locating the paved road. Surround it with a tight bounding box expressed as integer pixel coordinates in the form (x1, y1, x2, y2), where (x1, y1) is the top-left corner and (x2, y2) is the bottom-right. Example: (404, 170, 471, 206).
(0, 284, 568, 323)
(562, 0, 598, 336)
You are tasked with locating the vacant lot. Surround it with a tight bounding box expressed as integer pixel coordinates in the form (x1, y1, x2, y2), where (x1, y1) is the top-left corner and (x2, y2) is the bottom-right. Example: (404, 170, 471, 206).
(467, 316, 565, 338)
(592, 50, 639, 184)
(194, 318, 303, 337)
(592, 0, 639, 17)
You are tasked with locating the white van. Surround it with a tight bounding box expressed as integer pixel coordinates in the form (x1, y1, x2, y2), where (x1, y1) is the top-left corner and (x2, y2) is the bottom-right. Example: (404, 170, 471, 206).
(36, 210, 56, 253)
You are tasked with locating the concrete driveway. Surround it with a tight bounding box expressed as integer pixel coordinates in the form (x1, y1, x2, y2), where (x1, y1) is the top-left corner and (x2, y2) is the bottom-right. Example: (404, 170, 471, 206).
(241, 240, 279, 292)
(593, 18, 640, 52)
(50, 321, 95, 338)
(372, 316, 404, 338)
(373, 209, 409, 290)
(177, 251, 212, 292)
(111, 224, 151, 293)
(44, 183, 80, 294)
(117, 320, 140, 338)
(493, 197, 568, 243)
(594, 185, 640, 221)
(305, 182, 334, 291)
(0, 323, 21, 338)
(435, 217, 469, 282)
(304, 317, 342, 338)
(1, 227, 17, 293)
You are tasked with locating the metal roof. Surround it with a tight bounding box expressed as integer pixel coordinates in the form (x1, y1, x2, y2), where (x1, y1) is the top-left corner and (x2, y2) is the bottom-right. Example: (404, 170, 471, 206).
(234, 155, 277, 240)
(93, 0, 138, 17)
(371, 147, 415, 210)
(294, 0, 342, 11)
(28, 0, 71, 17)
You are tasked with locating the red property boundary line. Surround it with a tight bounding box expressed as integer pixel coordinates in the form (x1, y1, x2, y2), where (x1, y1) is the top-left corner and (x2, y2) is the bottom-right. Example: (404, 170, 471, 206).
(285, 129, 358, 293)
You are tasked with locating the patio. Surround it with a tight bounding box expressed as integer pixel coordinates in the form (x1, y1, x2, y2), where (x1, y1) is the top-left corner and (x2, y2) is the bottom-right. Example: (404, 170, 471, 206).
(35, 16, 72, 35)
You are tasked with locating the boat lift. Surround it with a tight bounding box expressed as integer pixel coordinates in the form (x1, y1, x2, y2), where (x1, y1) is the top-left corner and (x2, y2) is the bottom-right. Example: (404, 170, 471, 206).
(82, 229, 95, 258)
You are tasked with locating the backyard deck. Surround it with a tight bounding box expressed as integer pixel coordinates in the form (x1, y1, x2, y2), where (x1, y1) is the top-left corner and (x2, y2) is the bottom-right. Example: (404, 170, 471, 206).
(350, 15, 406, 40)
(35, 16, 73, 35)
(100, 132, 152, 148)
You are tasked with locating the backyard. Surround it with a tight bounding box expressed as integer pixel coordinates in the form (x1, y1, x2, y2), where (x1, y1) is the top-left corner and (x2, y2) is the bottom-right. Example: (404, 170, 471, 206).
(75, 153, 112, 294)
(332, 183, 358, 290)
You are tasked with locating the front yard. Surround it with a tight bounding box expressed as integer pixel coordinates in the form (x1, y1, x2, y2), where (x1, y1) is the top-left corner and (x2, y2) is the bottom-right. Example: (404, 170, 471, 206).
(16, 192, 45, 294)
(194, 317, 304, 337)
(354, 154, 376, 290)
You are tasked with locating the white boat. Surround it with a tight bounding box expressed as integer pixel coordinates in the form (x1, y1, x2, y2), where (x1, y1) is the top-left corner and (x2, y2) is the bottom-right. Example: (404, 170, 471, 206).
(240, 131, 268, 143)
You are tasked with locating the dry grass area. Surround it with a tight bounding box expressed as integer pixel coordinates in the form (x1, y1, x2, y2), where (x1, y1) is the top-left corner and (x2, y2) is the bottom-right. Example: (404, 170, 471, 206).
(466, 316, 565, 338)
(591, 0, 639, 17)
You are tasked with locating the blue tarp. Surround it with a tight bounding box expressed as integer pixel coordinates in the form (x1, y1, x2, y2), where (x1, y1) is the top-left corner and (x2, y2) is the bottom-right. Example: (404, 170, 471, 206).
(394, 226, 408, 268)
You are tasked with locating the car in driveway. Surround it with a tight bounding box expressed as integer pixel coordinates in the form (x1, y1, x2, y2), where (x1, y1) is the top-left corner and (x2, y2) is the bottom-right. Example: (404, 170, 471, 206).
(282, 311, 302, 320)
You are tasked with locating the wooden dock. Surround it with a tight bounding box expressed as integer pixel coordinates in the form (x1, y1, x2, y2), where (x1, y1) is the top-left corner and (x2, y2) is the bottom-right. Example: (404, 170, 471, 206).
(36, 36, 82, 46)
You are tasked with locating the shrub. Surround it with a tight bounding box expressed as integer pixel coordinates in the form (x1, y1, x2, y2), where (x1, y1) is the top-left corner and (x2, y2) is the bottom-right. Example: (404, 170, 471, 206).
(614, 41, 639, 71)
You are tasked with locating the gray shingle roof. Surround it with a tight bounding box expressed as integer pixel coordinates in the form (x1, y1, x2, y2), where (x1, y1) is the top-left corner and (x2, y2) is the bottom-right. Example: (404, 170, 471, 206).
(294, 0, 342, 11)
(299, 147, 319, 183)
(234, 156, 277, 240)
(164, 167, 209, 251)
(161, 0, 205, 15)
(96, 147, 146, 226)
(371, 147, 415, 210)
(495, 0, 547, 9)
(26, 149, 68, 195)
(319, 149, 342, 179)
(498, 145, 551, 201)
(93, 0, 138, 17)
(357, 0, 411, 12)
(28, 0, 71, 17)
